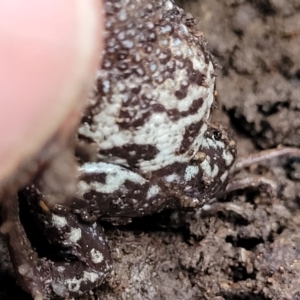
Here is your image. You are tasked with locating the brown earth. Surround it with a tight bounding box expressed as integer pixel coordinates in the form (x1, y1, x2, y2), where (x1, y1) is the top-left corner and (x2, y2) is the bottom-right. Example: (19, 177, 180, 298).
(1, 0, 300, 299)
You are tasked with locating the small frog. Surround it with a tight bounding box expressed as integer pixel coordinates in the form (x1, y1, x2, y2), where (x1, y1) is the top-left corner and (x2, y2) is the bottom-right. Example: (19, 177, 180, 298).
(2, 0, 299, 299)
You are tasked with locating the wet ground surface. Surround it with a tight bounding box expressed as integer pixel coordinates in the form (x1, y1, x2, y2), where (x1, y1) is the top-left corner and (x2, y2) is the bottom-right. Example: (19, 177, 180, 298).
(1, 0, 300, 299)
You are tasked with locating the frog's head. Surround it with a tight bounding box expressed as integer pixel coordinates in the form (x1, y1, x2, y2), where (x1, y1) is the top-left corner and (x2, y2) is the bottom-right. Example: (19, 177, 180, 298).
(162, 123, 236, 208)
(196, 123, 237, 200)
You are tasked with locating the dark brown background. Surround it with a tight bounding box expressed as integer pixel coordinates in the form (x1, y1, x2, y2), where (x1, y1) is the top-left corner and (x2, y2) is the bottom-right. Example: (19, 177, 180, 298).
(1, 0, 300, 299)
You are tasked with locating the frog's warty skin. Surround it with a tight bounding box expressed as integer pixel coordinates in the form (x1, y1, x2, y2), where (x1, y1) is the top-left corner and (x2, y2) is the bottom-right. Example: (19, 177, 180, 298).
(3, 186, 112, 299)
(75, 0, 236, 220)
(3, 0, 237, 299)
(78, 0, 217, 174)
(74, 123, 236, 220)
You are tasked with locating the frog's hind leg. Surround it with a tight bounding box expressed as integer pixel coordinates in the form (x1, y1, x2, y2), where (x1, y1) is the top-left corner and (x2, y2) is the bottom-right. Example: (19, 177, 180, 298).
(1, 191, 111, 299)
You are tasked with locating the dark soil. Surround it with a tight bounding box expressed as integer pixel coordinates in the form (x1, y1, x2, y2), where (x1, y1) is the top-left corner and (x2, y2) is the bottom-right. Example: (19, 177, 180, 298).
(1, 0, 300, 299)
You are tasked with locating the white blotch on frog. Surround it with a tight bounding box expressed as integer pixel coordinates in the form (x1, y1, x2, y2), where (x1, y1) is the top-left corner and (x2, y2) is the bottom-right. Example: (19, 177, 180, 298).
(165, 173, 180, 182)
(64, 271, 100, 293)
(184, 165, 199, 181)
(202, 137, 225, 150)
(222, 150, 234, 166)
(90, 249, 104, 264)
(51, 215, 67, 229)
(78, 162, 146, 196)
(146, 185, 161, 200)
(200, 160, 219, 178)
(68, 227, 82, 244)
(89, 223, 98, 237)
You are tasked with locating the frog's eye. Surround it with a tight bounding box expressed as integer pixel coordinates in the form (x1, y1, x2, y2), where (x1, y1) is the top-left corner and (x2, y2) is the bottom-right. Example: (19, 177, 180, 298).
(212, 129, 222, 141)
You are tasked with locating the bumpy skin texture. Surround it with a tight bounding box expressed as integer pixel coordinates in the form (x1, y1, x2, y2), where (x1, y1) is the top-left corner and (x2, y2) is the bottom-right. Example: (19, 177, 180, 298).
(3, 188, 112, 299)
(75, 0, 236, 220)
(3, 0, 236, 299)
(75, 123, 236, 221)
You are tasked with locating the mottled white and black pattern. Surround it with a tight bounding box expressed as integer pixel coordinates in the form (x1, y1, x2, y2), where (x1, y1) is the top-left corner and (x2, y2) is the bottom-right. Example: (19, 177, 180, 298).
(79, 1, 215, 174)
(75, 0, 236, 219)
(4, 0, 236, 299)
(74, 124, 235, 220)
(79, 0, 216, 173)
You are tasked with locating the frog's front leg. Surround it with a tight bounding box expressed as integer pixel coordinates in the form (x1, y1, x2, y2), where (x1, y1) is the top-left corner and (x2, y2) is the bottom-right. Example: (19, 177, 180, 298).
(2, 188, 111, 299)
